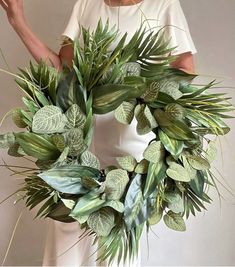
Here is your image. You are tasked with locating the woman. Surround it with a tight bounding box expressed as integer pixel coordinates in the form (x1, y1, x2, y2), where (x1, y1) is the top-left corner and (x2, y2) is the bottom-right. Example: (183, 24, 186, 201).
(0, 0, 197, 266)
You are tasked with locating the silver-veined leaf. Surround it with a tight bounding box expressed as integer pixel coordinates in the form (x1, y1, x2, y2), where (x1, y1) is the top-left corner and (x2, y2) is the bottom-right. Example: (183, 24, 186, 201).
(134, 159, 149, 174)
(32, 105, 68, 134)
(87, 207, 115, 236)
(80, 150, 101, 169)
(104, 169, 129, 200)
(116, 155, 137, 172)
(163, 211, 186, 231)
(143, 141, 165, 163)
(166, 162, 190, 182)
(65, 104, 86, 129)
(114, 101, 136, 125)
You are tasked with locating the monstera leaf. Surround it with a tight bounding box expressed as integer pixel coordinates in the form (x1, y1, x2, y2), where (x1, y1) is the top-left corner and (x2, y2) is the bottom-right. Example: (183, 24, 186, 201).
(114, 101, 136, 125)
(104, 169, 129, 200)
(87, 207, 115, 236)
(32, 105, 68, 134)
(65, 104, 86, 129)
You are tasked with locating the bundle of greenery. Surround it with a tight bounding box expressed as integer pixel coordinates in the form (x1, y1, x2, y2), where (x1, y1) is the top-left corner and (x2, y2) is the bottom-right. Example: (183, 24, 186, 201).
(0, 19, 234, 265)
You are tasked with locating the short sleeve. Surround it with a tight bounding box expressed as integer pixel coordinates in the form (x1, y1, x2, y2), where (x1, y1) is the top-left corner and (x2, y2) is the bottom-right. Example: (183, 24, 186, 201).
(159, 0, 197, 55)
(60, 1, 82, 43)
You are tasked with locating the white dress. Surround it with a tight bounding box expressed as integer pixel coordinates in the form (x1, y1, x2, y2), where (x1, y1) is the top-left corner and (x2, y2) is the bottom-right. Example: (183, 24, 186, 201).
(42, 0, 197, 266)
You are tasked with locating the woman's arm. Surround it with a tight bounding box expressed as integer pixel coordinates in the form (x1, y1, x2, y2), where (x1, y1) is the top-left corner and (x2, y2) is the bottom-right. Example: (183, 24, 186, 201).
(0, 0, 74, 70)
(170, 52, 196, 74)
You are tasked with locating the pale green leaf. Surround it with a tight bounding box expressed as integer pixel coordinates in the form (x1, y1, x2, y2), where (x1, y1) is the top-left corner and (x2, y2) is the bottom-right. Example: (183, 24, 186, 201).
(116, 155, 137, 172)
(163, 211, 186, 231)
(143, 141, 165, 163)
(166, 162, 190, 182)
(114, 101, 136, 125)
(80, 150, 101, 169)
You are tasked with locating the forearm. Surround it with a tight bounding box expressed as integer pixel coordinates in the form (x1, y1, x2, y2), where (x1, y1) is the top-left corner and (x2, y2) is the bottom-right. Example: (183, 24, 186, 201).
(12, 17, 62, 70)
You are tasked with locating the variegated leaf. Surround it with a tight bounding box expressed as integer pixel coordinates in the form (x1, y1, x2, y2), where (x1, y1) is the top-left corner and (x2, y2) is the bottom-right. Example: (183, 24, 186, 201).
(32, 105, 68, 134)
(159, 80, 183, 100)
(143, 141, 165, 163)
(164, 192, 184, 213)
(0, 132, 15, 149)
(87, 207, 115, 236)
(166, 162, 190, 182)
(134, 159, 149, 174)
(163, 211, 186, 231)
(12, 109, 28, 128)
(114, 101, 136, 125)
(80, 150, 101, 169)
(104, 169, 129, 200)
(65, 104, 86, 129)
(186, 155, 210, 170)
(116, 155, 137, 172)
(141, 81, 159, 102)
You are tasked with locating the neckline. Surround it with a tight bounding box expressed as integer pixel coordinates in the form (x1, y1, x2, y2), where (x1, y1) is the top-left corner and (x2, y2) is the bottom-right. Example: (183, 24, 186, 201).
(104, 0, 144, 8)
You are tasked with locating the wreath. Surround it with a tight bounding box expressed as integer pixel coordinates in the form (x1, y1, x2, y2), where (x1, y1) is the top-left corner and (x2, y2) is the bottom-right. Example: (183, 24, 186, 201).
(0, 19, 234, 265)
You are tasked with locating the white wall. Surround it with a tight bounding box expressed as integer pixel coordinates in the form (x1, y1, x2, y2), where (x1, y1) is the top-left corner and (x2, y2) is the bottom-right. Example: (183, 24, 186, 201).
(0, 0, 234, 266)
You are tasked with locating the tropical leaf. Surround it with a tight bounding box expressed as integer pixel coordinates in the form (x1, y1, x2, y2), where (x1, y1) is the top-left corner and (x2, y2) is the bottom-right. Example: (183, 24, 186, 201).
(80, 150, 101, 169)
(163, 211, 186, 231)
(65, 104, 86, 129)
(166, 162, 190, 182)
(140, 81, 159, 102)
(32, 105, 67, 134)
(122, 62, 141, 76)
(143, 141, 165, 163)
(14, 132, 60, 160)
(87, 207, 116, 236)
(158, 80, 183, 100)
(188, 171, 205, 197)
(206, 140, 217, 163)
(114, 101, 136, 125)
(143, 161, 167, 199)
(116, 155, 137, 172)
(165, 103, 186, 120)
(124, 173, 143, 230)
(37, 165, 100, 194)
(104, 169, 129, 200)
(63, 128, 87, 157)
(104, 200, 125, 213)
(158, 129, 184, 157)
(134, 104, 158, 135)
(148, 205, 163, 225)
(12, 108, 28, 128)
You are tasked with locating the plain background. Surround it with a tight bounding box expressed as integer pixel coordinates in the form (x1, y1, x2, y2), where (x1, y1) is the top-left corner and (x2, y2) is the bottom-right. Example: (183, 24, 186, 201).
(0, 0, 235, 266)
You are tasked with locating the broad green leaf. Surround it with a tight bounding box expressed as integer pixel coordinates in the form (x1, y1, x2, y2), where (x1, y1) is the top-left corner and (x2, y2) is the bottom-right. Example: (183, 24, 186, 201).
(163, 211, 186, 231)
(0, 132, 15, 149)
(143, 141, 165, 163)
(80, 150, 101, 169)
(186, 155, 210, 170)
(158, 129, 184, 156)
(159, 80, 183, 100)
(32, 105, 67, 134)
(38, 165, 100, 194)
(65, 104, 86, 129)
(134, 159, 149, 174)
(61, 198, 76, 210)
(104, 200, 125, 213)
(114, 101, 136, 125)
(164, 192, 184, 213)
(47, 201, 75, 223)
(135, 104, 158, 135)
(116, 155, 137, 172)
(166, 162, 190, 182)
(104, 169, 129, 200)
(144, 161, 167, 199)
(14, 132, 60, 160)
(81, 176, 101, 189)
(63, 128, 87, 157)
(87, 207, 115, 236)
(182, 156, 197, 179)
(124, 173, 143, 230)
(70, 190, 106, 217)
(153, 109, 172, 126)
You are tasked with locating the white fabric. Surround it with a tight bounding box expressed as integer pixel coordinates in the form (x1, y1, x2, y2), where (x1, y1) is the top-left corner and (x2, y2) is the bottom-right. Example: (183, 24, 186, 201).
(42, 1, 197, 266)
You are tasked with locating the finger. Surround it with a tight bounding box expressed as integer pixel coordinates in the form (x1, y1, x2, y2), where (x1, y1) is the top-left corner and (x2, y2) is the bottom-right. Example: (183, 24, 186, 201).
(0, 0, 8, 10)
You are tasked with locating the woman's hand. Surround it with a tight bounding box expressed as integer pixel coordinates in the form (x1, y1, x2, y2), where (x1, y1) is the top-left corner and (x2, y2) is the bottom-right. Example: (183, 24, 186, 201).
(170, 52, 196, 74)
(0, 0, 25, 27)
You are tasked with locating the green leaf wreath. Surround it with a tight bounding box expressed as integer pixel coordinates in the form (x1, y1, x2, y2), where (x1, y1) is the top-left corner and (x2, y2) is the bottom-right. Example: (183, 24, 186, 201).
(0, 19, 234, 265)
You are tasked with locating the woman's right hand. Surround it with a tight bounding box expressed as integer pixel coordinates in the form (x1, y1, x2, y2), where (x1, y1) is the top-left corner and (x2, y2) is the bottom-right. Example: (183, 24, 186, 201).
(0, 0, 25, 27)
